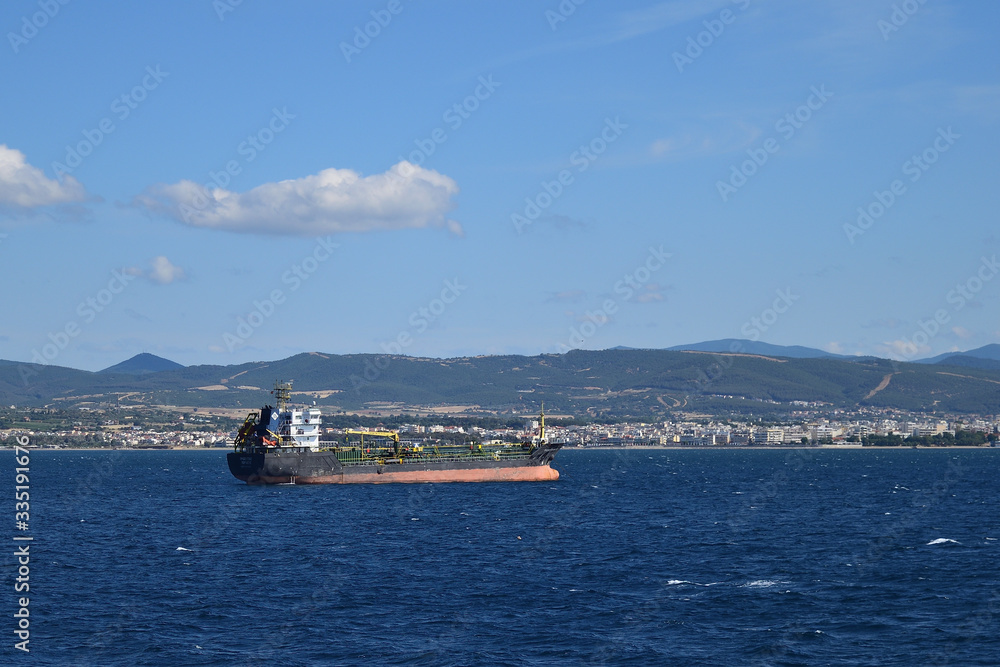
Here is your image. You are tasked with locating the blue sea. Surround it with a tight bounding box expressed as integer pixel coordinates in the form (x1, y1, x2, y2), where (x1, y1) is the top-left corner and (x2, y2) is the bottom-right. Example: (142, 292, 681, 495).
(4, 447, 1000, 665)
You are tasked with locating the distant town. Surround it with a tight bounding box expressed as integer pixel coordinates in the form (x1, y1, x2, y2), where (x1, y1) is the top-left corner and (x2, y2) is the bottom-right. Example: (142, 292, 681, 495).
(2, 404, 997, 449)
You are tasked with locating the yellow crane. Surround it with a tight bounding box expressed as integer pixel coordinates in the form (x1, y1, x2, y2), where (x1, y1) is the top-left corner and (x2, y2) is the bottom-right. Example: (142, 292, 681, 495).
(344, 429, 400, 443)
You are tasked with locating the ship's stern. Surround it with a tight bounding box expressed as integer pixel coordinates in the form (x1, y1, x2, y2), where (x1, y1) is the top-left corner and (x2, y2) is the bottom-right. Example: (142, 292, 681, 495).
(227, 451, 265, 482)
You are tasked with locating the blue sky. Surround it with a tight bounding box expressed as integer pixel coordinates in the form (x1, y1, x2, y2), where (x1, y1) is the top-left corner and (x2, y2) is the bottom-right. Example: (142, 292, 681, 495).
(1, 0, 998, 371)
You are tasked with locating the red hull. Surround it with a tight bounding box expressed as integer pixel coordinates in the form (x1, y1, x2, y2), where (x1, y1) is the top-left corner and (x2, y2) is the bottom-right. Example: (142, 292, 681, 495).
(237, 464, 560, 485)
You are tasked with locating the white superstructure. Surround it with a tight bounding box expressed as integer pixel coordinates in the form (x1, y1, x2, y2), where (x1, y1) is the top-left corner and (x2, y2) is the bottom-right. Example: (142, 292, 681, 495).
(280, 407, 321, 450)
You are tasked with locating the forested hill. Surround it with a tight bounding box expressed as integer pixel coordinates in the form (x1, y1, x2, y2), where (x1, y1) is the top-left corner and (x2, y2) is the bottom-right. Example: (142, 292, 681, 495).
(2, 349, 998, 418)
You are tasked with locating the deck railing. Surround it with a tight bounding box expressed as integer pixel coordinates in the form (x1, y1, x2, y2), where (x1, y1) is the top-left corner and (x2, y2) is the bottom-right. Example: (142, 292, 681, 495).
(324, 445, 533, 467)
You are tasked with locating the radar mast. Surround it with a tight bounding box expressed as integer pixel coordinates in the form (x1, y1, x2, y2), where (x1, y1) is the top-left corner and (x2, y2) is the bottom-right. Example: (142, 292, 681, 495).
(539, 402, 545, 444)
(273, 380, 293, 412)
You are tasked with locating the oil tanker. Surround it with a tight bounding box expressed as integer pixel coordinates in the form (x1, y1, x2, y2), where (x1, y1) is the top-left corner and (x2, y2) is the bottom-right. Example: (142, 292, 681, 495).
(226, 381, 561, 484)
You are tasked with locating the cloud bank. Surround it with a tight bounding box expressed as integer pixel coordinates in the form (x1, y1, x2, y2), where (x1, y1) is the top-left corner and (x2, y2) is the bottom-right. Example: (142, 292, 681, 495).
(134, 161, 462, 236)
(0, 145, 87, 208)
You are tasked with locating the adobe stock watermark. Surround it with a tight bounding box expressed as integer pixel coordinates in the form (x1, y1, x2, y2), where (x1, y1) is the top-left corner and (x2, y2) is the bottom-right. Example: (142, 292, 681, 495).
(717, 85, 833, 202)
(692, 287, 799, 390)
(248, 572, 347, 662)
(852, 457, 966, 578)
(555, 245, 670, 352)
(878, 0, 928, 41)
(588, 579, 674, 665)
(726, 449, 814, 536)
(351, 278, 467, 391)
(890, 255, 999, 360)
(7, 0, 71, 54)
(177, 107, 295, 223)
(672, 0, 752, 73)
(525, 448, 636, 565)
(340, 0, 410, 63)
(12, 438, 32, 653)
(393, 75, 500, 171)
(927, 584, 1000, 666)
(222, 236, 339, 351)
(741, 288, 799, 341)
(213, 0, 244, 21)
(51, 66, 169, 180)
(511, 117, 627, 234)
(18, 269, 136, 386)
(844, 127, 959, 244)
(545, 0, 586, 30)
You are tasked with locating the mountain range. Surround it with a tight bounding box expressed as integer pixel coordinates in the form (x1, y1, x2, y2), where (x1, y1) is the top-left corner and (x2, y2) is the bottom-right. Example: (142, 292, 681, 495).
(616, 340, 1000, 364)
(98, 352, 185, 375)
(664, 339, 850, 359)
(911, 344, 1000, 370)
(3, 340, 1000, 418)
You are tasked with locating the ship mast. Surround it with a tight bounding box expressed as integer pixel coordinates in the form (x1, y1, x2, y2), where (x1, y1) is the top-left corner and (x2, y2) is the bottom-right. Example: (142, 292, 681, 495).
(539, 402, 545, 444)
(273, 380, 293, 412)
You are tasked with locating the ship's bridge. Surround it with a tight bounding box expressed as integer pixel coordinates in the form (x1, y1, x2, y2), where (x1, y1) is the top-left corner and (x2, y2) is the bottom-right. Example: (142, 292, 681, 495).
(280, 407, 322, 450)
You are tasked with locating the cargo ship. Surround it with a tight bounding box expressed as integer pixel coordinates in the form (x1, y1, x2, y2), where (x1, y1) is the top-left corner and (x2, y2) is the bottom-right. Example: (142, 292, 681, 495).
(226, 381, 561, 484)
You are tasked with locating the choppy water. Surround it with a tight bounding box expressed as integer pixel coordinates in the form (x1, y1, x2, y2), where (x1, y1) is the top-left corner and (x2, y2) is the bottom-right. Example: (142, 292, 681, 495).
(4, 447, 999, 665)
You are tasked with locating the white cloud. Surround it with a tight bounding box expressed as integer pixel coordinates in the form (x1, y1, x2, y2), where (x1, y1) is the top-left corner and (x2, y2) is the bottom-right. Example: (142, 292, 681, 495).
(634, 283, 668, 304)
(134, 161, 462, 237)
(951, 326, 973, 339)
(646, 119, 762, 162)
(649, 139, 676, 157)
(148, 256, 186, 284)
(546, 290, 587, 304)
(462, 0, 735, 80)
(879, 339, 930, 360)
(615, 0, 734, 41)
(126, 256, 186, 285)
(0, 145, 87, 208)
(862, 318, 902, 330)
